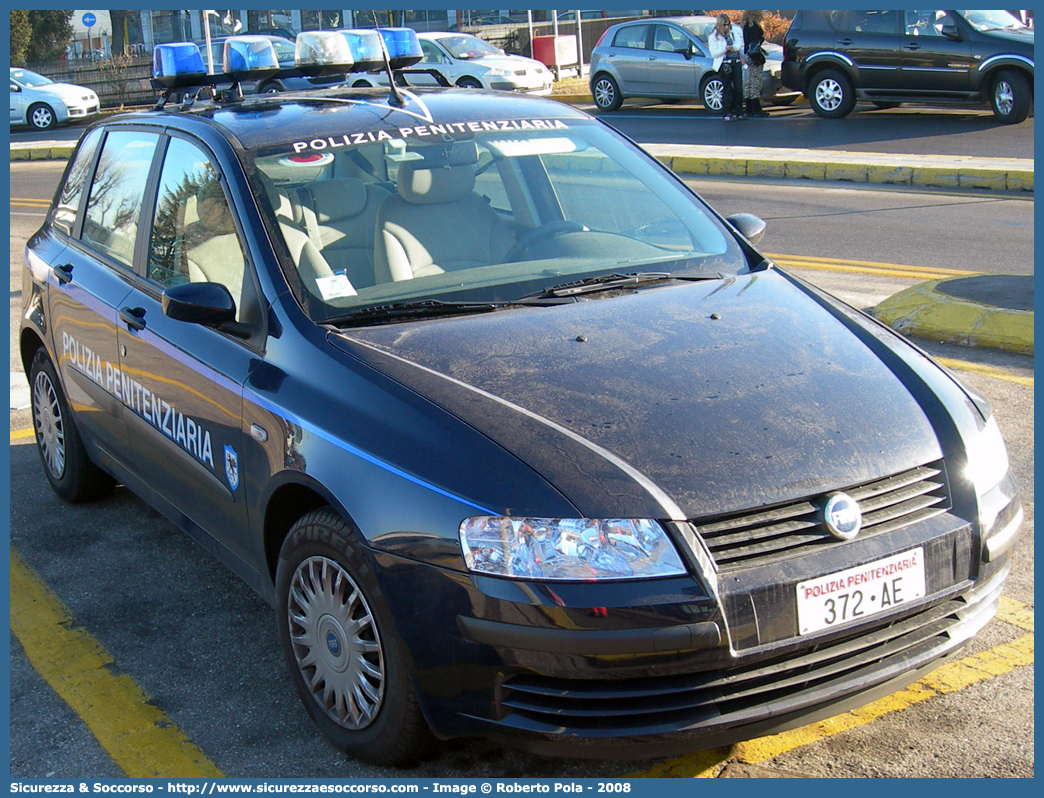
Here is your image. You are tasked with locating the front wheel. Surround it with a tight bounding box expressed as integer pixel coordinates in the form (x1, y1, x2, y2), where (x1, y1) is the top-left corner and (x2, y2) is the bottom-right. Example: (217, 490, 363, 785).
(808, 69, 855, 118)
(275, 509, 435, 765)
(990, 69, 1031, 124)
(27, 103, 56, 131)
(29, 349, 114, 502)
(700, 74, 725, 113)
(591, 73, 622, 111)
(455, 76, 483, 89)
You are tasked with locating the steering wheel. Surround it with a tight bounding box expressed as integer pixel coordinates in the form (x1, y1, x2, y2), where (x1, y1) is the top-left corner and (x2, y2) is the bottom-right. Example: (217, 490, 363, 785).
(507, 220, 589, 261)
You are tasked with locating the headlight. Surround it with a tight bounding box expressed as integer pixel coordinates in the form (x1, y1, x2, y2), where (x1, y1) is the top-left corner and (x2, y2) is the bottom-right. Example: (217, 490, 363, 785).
(485, 67, 512, 77)
(459, 517, 686, 581)
(964, 415, 1010, 497)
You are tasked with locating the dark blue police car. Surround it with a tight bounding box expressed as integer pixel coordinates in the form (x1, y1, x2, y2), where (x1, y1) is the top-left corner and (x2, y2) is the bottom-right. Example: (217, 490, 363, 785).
(20, 30, 1023, 765)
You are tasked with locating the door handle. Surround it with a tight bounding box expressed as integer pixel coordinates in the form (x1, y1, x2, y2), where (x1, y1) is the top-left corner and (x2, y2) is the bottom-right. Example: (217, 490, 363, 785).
(905, 42, 921, 50)
(53, 263, 73, 284)
(837, 37, 852, 46)
(118, 306, 147, 331)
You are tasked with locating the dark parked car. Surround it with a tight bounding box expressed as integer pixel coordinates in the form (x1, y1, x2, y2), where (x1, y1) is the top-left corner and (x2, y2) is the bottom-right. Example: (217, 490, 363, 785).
(782, 9, 1034, 122)
(589, 16, 800, 112)
(22, 33, 1022, 766)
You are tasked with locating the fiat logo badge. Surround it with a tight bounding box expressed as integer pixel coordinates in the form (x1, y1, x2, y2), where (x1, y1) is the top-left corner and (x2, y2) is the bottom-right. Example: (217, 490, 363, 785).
(824, 493, 862, 540)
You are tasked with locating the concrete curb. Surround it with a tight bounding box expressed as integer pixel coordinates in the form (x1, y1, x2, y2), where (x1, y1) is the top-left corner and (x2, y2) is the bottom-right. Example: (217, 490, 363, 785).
(644, 146, 1033, 192)
(872, 276, 1034, 355)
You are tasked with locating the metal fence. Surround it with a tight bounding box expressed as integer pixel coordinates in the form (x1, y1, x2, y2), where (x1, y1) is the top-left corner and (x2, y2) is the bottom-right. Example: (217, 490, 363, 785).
(31, 56, 156, 109)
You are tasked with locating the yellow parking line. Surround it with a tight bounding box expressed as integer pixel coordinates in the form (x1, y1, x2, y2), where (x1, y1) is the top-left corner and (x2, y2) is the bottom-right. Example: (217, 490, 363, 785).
(9, 548, 224, 778)
(11, 198, 51, 207)
(936, 357, 1034, 388)
(631, 598, 1034, 778)
(11, 428, 35, 441)
(766, 252, 975, 277)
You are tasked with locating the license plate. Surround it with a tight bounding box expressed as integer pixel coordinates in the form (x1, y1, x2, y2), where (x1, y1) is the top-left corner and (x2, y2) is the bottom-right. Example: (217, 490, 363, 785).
(796, 548, 926, 635)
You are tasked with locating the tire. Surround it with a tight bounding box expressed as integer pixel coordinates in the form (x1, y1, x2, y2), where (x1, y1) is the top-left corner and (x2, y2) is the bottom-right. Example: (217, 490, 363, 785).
(870, 101, 901, 110)
(258, 81, 283, 94)
(275, 508, 435, 765)
(591, 73, 622, 112)
(29, 349, 114, 502)
(27, 102, 56, 131)
(990, 69, 1031, 124)
(455, 76, 483, 89)
(352, 79, 373, 88)
(808, 69, 855, 119)
(700, 73, 724, 113)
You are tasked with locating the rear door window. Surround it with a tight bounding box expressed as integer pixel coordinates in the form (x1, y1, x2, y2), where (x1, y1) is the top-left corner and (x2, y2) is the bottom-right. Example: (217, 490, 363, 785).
(53, 128, 102, 235)
(612, 24, 650, 49)
(81, 130, 159, 269)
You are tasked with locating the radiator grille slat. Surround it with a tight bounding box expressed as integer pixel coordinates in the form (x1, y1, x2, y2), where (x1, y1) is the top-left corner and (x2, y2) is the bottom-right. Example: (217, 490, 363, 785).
(500, 593, 975, 732)
(695, 462, 950, 571)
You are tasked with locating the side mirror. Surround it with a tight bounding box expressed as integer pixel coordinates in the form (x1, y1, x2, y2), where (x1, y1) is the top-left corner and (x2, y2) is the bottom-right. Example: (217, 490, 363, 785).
(941, 24, 961, 40)
(726, 213, 767, 246)
(162, 281, 249, 336)
(11, 84, 20, 93)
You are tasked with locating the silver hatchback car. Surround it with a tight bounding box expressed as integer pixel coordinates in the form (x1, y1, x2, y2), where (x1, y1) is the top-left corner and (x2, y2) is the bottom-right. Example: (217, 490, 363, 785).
(589, 15, 800, 112)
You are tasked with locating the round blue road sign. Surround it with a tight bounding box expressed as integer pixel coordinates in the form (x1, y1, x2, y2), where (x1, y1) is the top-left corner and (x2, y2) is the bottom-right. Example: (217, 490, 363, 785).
(82, 12, 96, 28)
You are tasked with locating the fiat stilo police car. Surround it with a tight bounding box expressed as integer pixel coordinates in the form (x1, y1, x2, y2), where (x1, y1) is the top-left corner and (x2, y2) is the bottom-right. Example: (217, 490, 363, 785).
(20, 31, 1023, 765)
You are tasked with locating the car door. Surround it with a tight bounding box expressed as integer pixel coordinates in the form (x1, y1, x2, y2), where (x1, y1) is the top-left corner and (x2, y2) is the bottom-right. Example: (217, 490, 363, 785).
(418, 39, 454, 86)
(645, 24, 702, 96)
(900, 10, 974, 94)
(605, 23, 652, 93)
(115, 133, 254, 560)
(46, 127, 158, 468)
(10, 79, 25, 123)
(833, 10, 904, 91)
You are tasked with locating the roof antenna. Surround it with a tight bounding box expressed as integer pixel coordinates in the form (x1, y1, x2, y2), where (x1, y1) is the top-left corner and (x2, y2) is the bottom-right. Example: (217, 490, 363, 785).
(373, 13, 408, 107)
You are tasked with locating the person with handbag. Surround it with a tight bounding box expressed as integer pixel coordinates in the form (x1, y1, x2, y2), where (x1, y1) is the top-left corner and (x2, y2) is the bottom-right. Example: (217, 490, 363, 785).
(708, 13, 746, 121)
(741, 10, 771, 118)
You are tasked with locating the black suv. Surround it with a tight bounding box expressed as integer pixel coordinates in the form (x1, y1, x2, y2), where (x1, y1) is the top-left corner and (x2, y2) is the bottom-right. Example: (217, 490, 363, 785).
(782, 9, 1034, 123)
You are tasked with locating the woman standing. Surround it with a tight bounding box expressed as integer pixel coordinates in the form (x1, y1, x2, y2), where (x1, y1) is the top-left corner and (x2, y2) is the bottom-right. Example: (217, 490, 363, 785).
(741, 9, 770, 118)
(708, 13, 745, 121)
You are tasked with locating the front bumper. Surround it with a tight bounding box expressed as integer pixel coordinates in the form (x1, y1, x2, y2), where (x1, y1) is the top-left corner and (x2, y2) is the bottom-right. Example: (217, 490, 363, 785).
(374, 494, 1018, 757)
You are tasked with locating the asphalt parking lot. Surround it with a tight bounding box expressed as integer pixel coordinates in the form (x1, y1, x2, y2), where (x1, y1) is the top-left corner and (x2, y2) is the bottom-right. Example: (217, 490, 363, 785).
(8, 106, 1035, 780)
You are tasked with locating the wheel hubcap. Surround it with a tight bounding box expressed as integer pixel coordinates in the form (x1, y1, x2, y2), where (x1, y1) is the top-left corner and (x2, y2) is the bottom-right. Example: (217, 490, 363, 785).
(33, 370, 66, 479)
(995, 81, 1014, 115)
(815, 79, 843, 111)
(705, 80, 724, 111)
(594, 80, 614, 107)
(288, 556, 384, 730)
(32, 108, 52, 128)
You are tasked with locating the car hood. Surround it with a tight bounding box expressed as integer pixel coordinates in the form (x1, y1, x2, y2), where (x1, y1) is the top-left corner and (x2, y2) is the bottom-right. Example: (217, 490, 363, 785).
(332, 271, 943, 520)
(34, 82, 96, 101)
(468, 54, 545, 72)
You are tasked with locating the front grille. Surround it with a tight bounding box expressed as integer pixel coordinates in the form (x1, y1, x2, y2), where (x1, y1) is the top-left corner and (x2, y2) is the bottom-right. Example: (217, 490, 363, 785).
(695, 462, 950, 571)
(498, 572, 999, 735)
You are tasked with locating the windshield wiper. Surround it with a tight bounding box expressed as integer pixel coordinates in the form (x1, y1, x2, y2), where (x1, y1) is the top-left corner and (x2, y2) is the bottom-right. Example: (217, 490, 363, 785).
(324, 299, 507, 326)
(519, 271, 721, 300)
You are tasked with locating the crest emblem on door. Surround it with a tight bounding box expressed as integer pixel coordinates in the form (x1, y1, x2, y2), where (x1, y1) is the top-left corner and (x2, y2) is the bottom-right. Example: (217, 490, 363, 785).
(224, 445, 239, 491)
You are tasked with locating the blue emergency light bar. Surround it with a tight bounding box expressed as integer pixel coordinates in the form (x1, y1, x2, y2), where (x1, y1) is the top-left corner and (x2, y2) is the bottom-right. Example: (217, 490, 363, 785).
(222, 35, 280, 79)
(152, 42, 207, 88)
(295, 31, 355, 76)
(151, 27, 435, 107)
(377, 27, 424, 70)
(337, 29, 385, 72)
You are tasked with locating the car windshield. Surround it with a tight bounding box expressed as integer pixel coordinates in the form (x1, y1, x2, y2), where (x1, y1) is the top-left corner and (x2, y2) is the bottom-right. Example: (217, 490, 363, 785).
(11, 69, 53, 88)
(433, 34, 502, 59)
(957, 9, 1029, 31)
(679, 21, 714, 44)
(246, 116, 747, 325)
